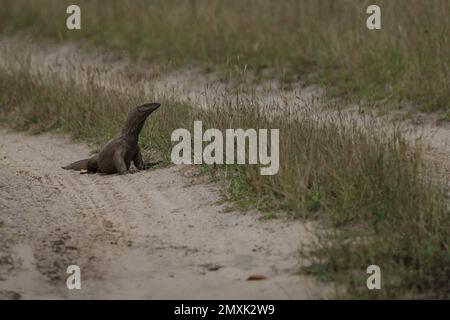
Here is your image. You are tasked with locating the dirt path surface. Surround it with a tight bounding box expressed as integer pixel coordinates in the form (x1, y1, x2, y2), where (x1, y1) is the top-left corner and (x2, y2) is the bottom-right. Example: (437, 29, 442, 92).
(0, 130, 329, 299)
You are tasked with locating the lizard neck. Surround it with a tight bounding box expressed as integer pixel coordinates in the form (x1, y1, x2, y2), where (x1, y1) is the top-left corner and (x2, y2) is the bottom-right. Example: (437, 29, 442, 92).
(121, 119, 145, 140)
(121, 133, 139, 144)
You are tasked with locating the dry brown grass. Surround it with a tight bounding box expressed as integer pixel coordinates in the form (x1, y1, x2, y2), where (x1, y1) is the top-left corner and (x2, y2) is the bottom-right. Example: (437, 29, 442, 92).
(0, 0, 449, 112)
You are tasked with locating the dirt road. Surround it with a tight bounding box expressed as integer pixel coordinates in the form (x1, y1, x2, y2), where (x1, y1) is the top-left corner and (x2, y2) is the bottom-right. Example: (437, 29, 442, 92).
(0, 130, 328, 299)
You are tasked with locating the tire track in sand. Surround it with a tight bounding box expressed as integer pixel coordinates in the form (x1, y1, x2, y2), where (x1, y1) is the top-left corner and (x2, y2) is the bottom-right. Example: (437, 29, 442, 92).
(0, 130, 331, 299)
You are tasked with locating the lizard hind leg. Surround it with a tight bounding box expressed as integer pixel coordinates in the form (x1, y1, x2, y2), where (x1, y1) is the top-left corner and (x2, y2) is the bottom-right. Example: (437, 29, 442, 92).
(86, 156, 99, 173)
(113, 150, 128, 174)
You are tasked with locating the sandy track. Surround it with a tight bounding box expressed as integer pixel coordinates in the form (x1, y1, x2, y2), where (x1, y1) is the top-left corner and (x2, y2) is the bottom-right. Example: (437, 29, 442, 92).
(0, 130, 329, 299)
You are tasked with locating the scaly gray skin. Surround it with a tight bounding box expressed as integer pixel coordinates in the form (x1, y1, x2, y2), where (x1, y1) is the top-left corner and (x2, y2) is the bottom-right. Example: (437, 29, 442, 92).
(62, 102, 161, 174)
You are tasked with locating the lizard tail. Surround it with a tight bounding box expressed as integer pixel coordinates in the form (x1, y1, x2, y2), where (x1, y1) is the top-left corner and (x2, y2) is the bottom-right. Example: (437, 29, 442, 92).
(62, 158, 90, 171)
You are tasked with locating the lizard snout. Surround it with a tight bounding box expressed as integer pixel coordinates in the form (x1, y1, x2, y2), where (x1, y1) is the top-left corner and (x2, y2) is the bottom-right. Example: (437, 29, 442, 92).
(137, 102, 161, 113)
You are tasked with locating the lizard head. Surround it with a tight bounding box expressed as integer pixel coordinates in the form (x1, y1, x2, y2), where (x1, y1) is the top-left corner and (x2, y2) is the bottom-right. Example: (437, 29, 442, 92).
(136, 102, 161, 115)
(122, 102, 161, 137)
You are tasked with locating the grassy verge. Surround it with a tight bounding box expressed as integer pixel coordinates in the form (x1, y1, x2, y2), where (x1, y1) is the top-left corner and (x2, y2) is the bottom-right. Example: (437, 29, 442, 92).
(0, 0, 449, 113)
(0, 62, 448, 298)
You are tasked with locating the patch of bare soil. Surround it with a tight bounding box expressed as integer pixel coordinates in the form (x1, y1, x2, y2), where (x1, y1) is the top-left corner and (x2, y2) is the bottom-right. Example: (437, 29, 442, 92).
(0, 130, 329, 299)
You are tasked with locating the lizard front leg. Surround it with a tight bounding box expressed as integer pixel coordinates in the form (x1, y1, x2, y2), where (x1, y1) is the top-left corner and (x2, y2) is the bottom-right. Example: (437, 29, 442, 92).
(133, 147, 145, 170)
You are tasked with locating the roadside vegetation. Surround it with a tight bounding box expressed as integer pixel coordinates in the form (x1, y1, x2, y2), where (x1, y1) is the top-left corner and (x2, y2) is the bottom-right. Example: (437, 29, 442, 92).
(0, 54, 448, 298)
(0, 0, 449, 114)
(1, 0, 449, 299)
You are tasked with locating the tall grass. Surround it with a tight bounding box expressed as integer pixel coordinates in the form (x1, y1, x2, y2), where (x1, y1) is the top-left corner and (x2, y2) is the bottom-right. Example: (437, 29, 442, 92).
(0, 0, 449, 111)
(0, 62, 448, 298)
